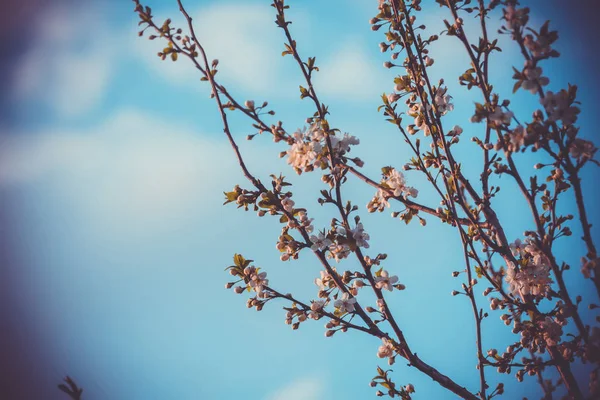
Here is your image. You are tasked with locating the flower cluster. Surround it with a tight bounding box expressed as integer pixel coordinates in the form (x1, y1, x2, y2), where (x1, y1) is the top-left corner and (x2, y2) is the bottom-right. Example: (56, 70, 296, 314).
(285, 123, 360, 174)
(521, 63, 549, 94)
(539, 317, 563, 347)
(541, 89, 580, 126)
(374, 269, 400, 291)
(334, 292, 357, 313)
(308, 300, 326, 319)
(503, 4, 529, 31)
(377, 337, 396, 360)
(488, 106, 514, 127)
(433, 87, 454, 115)
(286, 127, 323, 173)
(312, 223, 372, 262)
(328, 242, 352, 262)
(276, 227, 302, 262)
(310, 232, 332, 251)
(407, 103, 432, 136)
(367, 167, 418, 212)
(524, 30, 555, 59)
(330, 133, 360, 156)
(505, 239, 553, 298)
(244, 266, 269, 297)
(569, 138, 596, 162)
(315, 269, 336, 291)
(507, 125, 527, 152)
(349, 223, 370, 249)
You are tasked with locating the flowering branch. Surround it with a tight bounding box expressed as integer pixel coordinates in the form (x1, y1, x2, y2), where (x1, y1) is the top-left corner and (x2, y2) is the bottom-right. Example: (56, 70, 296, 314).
(132, 0, 599, 398)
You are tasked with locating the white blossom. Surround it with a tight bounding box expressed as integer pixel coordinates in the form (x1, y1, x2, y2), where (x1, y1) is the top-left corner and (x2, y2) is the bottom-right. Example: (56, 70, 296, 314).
(281, 197, 295, 212)
(367, 168, 417, 213)
(309, 300, 326, 319)
(505, 240, 553, 298)
(351, 222, 370, 249)
(521, 65, 549, 94)
(246, 267, 269, 295)
(310, 232, 333, 251)
(508, 126, 528, 151)
(377, 337, 395, 359)
(374, 270, 399, 291)
(540, 317, 562, 346)
(296, 211, 314, 233)
(334, 293, 357, 313)
(524, 34, 552, 58)
(569, 138, 596, 161)
(328, 242, 351, 262)
(434, 87, 454, 115)
(315, 270, 332, 290)
(489, 106, 514, 126)
(541, 90, 579, 126)
(366, 189, 390, 212)
(503, 5, 529, 30)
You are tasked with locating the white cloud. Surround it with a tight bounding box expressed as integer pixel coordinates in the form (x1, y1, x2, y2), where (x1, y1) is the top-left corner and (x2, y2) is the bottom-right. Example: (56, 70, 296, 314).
(11, 3, 116, 117)
(265, 376, 325, 400)
(314, 39, 388, 101)
(0, 109, 255, 234)
(135, 3, 294, 95)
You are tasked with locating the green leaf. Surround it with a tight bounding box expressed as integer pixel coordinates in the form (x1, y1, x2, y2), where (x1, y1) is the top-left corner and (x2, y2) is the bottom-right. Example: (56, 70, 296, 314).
(233, 254, 246, 267)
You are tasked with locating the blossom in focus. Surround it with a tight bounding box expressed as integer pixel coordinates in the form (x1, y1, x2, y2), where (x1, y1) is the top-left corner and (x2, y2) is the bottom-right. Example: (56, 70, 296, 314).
(334, 292, 357, 313)
(309, 300, 326, 319)
(328, 242, 351, 262)
(281, 197, 295, 212)
(366, 189, 390, 212)
(330, 133, 360, 156)
(377, 337, 395, 359)
(367, 167, 418, 213)
(505, 263, 552, 296)
(434, 87, 454, 115)
(351, 222, 370, 249)
(310, 232, 333, 251)
(244, 266, 269, 295)
(315, 270, 332, 290)
(374, 269, 399, 291)
(505, 240, 553, 297)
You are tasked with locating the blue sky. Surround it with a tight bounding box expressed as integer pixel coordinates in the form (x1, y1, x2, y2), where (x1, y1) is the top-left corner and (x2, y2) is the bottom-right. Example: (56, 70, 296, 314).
(1, 0, 599, 399)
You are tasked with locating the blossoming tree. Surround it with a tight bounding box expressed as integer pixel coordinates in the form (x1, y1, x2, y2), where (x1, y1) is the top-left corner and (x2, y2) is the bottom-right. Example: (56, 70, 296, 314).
(132, 0, 599, 398)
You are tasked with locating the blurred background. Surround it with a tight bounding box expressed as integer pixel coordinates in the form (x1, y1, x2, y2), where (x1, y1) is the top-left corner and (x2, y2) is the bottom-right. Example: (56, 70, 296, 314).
(1, 0, 599, 399)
